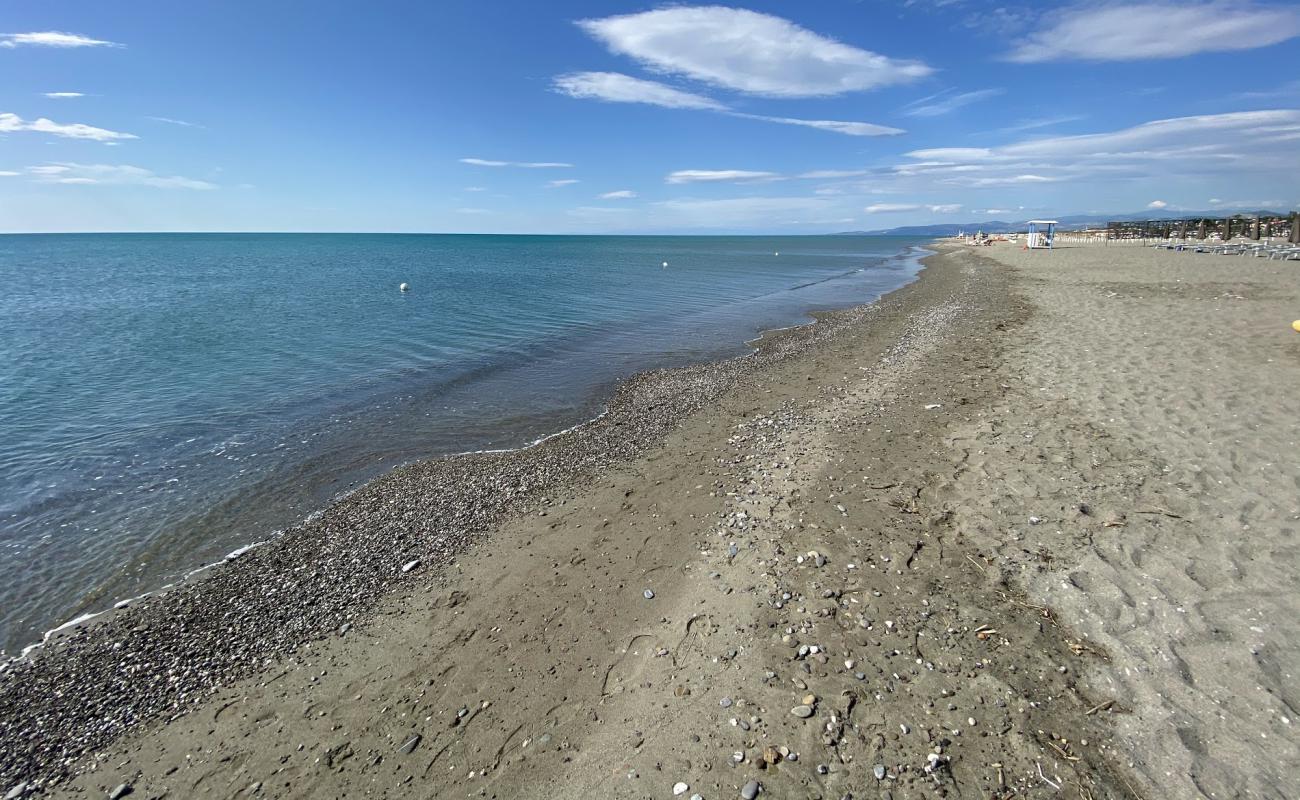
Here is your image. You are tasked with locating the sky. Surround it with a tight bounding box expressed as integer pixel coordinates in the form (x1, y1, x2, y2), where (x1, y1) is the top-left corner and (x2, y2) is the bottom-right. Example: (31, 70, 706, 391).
(1, 0, 1298, 233)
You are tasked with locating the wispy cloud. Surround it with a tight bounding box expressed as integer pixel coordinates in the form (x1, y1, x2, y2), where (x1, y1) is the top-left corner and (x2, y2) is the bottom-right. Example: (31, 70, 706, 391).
(865, 202, 962, 213)
(577, 7, 932, 97)
(554, 71, 723, 110)
(460, 157, 573, 168)
(456, 207, 491, 214)
(599, 189, 637, 199)
(26, 163, 215, 189)
(0, 112, 136, 142)
(43, 92, 85, 99)
(1007, 2, 1300, 62)
(148, 116, 204, 128)
(902, 88, 1004, 117)
(666, 169, 783, 184)
(547, 179, 580, 187)
(0, 170, 19, 177)
(1, 31, 121, 48)
(994, 114, 1086, 134)
(1147, 199, 1168, 209)
(730, 113, 903, 137)
(553, 71, 903, 137)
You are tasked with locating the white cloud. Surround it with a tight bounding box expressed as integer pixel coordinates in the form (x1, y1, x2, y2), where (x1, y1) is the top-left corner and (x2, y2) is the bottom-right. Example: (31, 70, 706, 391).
(928, 203, 963, 213)
(865, 203, 922, 213)
(1007, 2, 1300, 62)
(464, 186, 486, 192)
(148, 116, 203, 128)
(0, 170, 19, 177)
(0, 112, 136, 142)
(26, 163, 215, 189)
(965, 174, 1058, 186)
(43, 92, 85, 99)
(460, 157, 572, 168)
(553, 71, 724, 110)
(903, 88, 1004, 117)
(547, 179, 580, 188)
(666, 169, 783, 184)
(456, 207, 490, 214)
(731, 113, 904, 137)
(904, 110, 1300, 185)
(577, 7, 932, 97)
(600, 190, 637, 199)
(553, 71, 902, 137)
(1, 31, 120, 48)
(1147, 199, 1168, 209)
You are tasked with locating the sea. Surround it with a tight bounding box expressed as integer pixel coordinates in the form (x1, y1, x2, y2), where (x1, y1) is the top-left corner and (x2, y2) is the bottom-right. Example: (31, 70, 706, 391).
(0, 233, 928, 652)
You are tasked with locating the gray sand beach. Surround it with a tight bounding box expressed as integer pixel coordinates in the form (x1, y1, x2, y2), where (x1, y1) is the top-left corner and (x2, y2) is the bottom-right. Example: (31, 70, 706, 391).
(3, 241, 1298, 799)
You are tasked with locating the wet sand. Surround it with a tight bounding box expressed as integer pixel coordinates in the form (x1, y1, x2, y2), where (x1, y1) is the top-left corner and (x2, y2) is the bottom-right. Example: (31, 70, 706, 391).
(5, 242, 1298, 799)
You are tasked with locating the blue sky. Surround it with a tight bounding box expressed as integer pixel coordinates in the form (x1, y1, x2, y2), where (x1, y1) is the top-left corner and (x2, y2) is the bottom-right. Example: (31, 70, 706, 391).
(2, 0, 1298, 233)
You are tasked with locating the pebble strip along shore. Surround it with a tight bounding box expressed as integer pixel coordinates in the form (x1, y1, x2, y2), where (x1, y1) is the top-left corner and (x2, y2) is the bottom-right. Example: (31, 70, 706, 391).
(0, 253, 930, 793)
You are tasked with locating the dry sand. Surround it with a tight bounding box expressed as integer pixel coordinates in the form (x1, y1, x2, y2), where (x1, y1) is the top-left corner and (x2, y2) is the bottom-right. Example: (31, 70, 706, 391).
(19, 242, 1300, 799)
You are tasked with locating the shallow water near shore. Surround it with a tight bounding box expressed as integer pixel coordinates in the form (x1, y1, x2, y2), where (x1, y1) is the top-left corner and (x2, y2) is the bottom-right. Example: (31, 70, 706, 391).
(0, 233, 925, 651)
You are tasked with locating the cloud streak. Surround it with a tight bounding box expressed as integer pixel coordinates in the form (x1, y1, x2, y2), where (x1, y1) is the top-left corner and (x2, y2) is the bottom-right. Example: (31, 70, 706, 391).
(0, 112, 136, 141)
(43, 92, 85, 99)
(26, 163, 215, 189)
(460, 157, 573, 168)
(666, 169, 783, 184)
(1, 31, 121, 48)
(599, 190, 637, 199)
(577, 7, 932, 97)
(553, 71, 902, 137)
(902, 88, 1004, 117)
(1007, 2, 1300, 62)
(554, 72, 723, 110)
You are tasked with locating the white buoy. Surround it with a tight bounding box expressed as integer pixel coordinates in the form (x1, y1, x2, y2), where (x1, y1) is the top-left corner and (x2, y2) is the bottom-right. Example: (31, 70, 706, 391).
(774, 251, 779, 256)
(662, 261, 668, 268)
(399, 282, 410, 292)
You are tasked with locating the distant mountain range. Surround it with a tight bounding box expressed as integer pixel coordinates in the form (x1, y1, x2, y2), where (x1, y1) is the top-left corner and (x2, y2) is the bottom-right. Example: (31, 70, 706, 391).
(834, 208, 1293, 237)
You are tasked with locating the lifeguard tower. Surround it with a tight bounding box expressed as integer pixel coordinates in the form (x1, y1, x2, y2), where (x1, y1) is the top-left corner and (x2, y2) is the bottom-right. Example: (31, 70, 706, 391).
(1027, 220, 1057, 249)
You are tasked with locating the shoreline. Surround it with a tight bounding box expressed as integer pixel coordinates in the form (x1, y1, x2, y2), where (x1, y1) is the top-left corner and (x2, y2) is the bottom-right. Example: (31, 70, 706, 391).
(3, 245, 926, 663)
(13, 239, 1296, 799)
(0, 246, 934, 789)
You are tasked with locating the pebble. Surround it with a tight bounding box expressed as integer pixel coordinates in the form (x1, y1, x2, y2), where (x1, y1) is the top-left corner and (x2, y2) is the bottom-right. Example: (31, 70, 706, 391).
(791, 705, 813, 718)
(673, 781, 689, 795)
(874, 765, 887, 780)
(107, 785, 132, 800)
(4, 786, 26, 800)
(400, 559, 420, 573)
(644, 589, 655, 599)
(740, 780, 761, 799)
(720, 696, 733, 708)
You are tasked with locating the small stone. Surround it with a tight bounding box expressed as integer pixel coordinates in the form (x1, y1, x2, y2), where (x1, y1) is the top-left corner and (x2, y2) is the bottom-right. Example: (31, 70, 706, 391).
(398, 734, 422, 754)
(873, 765, 886, 780)
(762, 745, 783, 765)
(899, 723, 911, 734)
(673, 782, 689, 796)
(740, 780, 761, 799)
(720, 696, 733, 708)
(644, 589, 655, 599)
(801, 693, 816, 705)
(108, 785, 132, 800)
(791, 705, 813, 718)
(400, 559, 420, 573)
(5, 785, 27, 800)
(1028, 516, 1043, 525)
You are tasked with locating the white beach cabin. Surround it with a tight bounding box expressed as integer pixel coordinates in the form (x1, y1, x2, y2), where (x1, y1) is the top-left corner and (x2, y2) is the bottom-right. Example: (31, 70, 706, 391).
(1027, 220, 1057, 250)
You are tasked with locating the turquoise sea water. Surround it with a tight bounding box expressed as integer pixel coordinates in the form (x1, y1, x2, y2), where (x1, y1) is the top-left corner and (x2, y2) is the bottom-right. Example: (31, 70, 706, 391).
(0, 233, 927, 651)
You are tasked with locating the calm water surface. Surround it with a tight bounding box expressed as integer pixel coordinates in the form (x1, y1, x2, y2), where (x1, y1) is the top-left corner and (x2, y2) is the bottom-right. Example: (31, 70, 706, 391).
(0, 233, 927, 651)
